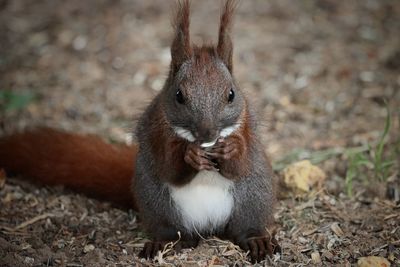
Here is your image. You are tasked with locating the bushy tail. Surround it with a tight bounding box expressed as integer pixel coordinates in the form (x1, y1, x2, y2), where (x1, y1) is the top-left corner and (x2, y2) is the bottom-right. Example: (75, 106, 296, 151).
(0, 128, 137, 209)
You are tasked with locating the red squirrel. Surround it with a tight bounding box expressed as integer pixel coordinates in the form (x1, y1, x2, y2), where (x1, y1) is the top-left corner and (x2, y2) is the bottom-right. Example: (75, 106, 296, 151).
(0, 0, 280, 263)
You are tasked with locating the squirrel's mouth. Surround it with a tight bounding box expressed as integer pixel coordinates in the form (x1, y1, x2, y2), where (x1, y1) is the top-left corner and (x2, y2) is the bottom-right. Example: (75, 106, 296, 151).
(173, 123, 240, 147)
(200, 138, 218, 148)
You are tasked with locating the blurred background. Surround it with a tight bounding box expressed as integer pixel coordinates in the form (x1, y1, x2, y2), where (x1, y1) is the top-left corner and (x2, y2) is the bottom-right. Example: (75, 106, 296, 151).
(1, 0, 398, 157)
(0, 1, 399, 266)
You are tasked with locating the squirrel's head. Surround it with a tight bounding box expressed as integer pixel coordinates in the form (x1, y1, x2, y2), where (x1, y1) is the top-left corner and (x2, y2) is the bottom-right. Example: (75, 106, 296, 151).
(162, 0, 245, 147)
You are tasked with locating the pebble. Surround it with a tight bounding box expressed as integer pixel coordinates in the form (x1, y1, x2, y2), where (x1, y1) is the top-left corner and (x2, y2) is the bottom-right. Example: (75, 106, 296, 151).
(132, 71, 147, 86)
(24, 257, 34, 265)
(112, 57, 125, 69)
(359, 71, 374, 83)
(83, 244, 95, 253)
(151, 77, 164, 91)
(73, 35, 88, 51)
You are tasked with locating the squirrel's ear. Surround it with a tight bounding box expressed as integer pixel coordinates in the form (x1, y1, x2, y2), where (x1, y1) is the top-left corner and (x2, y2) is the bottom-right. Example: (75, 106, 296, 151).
(217, 0, 236, 73)
(171, 0, 192, 72)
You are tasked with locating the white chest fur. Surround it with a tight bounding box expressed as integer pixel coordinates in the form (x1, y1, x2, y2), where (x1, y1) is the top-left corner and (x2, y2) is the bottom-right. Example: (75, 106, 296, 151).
(169, 171, 234, 234)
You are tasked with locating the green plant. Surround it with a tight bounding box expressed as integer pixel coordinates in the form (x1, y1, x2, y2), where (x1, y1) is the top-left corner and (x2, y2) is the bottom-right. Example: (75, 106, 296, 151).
(345, 104, 397, 196)
(0, 90, 35, 112)
(345, 152, 371, 196)
(272, 105, 398, 197)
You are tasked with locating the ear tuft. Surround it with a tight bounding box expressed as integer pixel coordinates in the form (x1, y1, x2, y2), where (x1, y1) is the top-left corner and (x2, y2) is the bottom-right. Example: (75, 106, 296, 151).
(217, 0, 237, 73)
(171, 0, 192, 72)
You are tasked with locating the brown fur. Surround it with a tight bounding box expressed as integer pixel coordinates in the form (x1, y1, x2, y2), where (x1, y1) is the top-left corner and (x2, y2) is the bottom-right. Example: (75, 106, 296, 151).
(171, 0, 192, 72)
(0, 128, 137, 209)
(146, 104, 195, 186)
(218, 106, 253, 180)
(217, 0, 237, 72)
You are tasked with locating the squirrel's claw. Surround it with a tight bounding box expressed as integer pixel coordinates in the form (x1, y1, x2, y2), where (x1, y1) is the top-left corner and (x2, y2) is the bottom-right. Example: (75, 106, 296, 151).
(184, 143, 217, 171)
(206, 137, 240, 160)
(238, 235, 280, 263)
(139, 241, 168, 259)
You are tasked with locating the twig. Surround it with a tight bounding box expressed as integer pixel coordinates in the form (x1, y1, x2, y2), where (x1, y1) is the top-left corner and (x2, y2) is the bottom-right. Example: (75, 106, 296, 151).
(1, 213, 56, 232)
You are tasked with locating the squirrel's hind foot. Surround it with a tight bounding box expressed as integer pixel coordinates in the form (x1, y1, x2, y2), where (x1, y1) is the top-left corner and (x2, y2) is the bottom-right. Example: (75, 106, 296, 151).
(238, 234, 280, 263)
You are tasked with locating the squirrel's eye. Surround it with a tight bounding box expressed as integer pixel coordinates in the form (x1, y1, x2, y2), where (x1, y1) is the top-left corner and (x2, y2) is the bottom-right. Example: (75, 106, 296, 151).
(228, 89, 235, 103)
(176, 89, 185, 104)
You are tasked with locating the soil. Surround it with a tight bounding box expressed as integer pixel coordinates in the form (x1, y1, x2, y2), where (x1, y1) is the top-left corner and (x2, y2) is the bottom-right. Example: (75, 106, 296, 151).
(0, 0, 399, 266)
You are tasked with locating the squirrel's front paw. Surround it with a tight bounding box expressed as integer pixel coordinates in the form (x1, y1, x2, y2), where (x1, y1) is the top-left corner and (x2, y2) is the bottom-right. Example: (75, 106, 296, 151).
(206, 136, 241, 160)
(184, 143, 218, 171)
(238, 235, 280, 263)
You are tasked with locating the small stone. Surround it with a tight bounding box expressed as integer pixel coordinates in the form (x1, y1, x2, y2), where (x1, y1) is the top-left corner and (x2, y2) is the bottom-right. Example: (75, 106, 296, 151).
(83, 244, 95, 253)
(359, 71, 374, 82)
(112, 57, 125, 69)
(294, 76, 308, 90)
(159, 47, 171, 65)
(151, 77, 164, 91)
(24, 257, 34, 265)
(73, 35, 88, 51)
(56, 239, 65, 249)
(132, 71, 147, 86)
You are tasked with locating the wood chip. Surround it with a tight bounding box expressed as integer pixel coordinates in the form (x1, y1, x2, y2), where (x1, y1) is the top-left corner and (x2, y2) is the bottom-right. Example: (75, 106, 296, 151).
(384, 213, 399, 221)
(303, 228, 318, 236)
(311, 251, 322, 264)
(330, 222, 344, 237)
(300, 247, 312, 253)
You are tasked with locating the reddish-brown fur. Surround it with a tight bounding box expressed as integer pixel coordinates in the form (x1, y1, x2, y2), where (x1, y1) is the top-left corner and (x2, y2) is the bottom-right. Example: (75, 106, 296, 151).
(217, 107, 253, 180)
(217, 0, 236, 72)
(0, 128, 137, 209)
(171, 0, 192, 72)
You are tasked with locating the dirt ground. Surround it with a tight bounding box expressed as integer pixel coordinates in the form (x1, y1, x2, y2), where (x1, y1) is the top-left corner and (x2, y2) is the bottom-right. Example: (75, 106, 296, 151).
(1, 0, 399, 266)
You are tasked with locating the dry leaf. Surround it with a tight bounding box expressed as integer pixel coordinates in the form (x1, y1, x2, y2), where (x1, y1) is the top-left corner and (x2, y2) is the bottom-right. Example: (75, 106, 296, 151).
(282, 160, 326, 193)
(357, 256, 390, 267)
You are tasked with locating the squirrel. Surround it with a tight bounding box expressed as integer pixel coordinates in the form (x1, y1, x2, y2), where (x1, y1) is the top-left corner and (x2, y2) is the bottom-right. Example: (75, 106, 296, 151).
(0, 0, 280, 263)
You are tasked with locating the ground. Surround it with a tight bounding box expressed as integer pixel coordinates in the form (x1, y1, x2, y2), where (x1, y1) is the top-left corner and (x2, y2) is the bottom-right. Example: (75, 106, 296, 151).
(0, 0, 399, 266)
